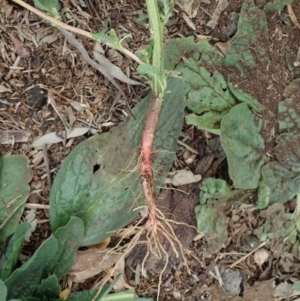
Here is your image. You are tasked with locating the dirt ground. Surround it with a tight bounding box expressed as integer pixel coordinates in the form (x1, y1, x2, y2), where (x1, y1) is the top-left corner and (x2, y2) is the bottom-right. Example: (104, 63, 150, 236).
(1, 0, 300, 300)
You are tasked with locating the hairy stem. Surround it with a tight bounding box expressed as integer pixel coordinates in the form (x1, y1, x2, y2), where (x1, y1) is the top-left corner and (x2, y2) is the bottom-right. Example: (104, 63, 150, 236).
(140, 96, 163, 225)
(140, 1, 170, 224)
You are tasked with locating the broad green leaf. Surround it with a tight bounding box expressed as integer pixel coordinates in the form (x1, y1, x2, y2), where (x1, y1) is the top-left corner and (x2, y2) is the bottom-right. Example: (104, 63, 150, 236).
(0, 279, 7, 300)
(257, 162, 300, 209)
(220, 103, 268, 189)
(225, 0, 269, 73)
(50, 79, 185, 246)
(278, 98, 300, 133)
(5, 236, 58, 299)
(164, 38, 224, 71)
(48, 217, 84, 279)
(35, 275, 60, 299)
(265, 0, 293, 11)
(195, 178, 249, 253)
(179, 63, 237, 132)
(164, 39, 238, 132)
(0, 222, 31, 281)
(0, 156, 32, 245)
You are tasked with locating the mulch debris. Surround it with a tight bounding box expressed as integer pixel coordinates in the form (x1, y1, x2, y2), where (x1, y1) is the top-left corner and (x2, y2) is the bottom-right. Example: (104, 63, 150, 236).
(1, 0, 300, 300)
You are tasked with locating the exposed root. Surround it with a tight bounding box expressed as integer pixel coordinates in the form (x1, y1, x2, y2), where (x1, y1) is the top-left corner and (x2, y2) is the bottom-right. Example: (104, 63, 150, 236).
(92, 205, 194, 301)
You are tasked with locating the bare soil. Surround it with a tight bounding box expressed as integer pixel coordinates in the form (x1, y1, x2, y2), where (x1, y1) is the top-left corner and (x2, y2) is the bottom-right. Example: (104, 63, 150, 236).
(1, 0, 300, 300)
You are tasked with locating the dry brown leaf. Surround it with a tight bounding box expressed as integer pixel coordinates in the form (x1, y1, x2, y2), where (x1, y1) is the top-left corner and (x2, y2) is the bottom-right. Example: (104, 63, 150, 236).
(0, 85, 12, 93)
(254, 248, 270, 267)
(31, 127, 89, 148)
(164, 169, 202, 186)
(39, 34, 59, 46)
(0, 130, 31, 144)
(93, 51, 141, 85)
(66, 106, 76, 127)
(206, 0, 229, 32)
(176, 0, 200, 18)
(2, 2, 13, 18)
(69, 249, 123, 282)
(69, 100, 86, 112)
(113, 258, 127, 292)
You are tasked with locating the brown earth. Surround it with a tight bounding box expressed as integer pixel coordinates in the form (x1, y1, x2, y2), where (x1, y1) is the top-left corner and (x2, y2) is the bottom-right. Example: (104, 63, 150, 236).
(1, 0, 300, 300)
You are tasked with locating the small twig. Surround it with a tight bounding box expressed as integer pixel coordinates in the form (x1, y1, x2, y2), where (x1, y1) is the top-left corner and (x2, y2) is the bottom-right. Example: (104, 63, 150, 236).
(11, 0, 143, 65)
(42, 144, 52, 189)
(5, 56, 21, 80)
(229, 241, 267, 268)
(0, 99, 13, 106)
(25, 203, 50, 209)
(177, 139, 199, 154)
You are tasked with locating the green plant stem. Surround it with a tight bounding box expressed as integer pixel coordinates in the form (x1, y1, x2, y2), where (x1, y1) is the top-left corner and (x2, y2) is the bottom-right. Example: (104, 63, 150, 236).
(11, 0, 143, 65)
(145, 0, 165, 98)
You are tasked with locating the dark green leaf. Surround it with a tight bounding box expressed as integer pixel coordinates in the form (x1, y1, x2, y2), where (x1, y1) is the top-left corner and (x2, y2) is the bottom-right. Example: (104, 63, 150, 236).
(46, 217, 84, 279)
(0, 222, 31, 281)
(35, 275, 60, 299)
(220, 103, 268, 189)
(50, 79, 185, 246)
(5, 236, 58, 299)
(164, 38, 224, 71)
(0, 279, 7, 300)
(0, 156, 32, 245)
